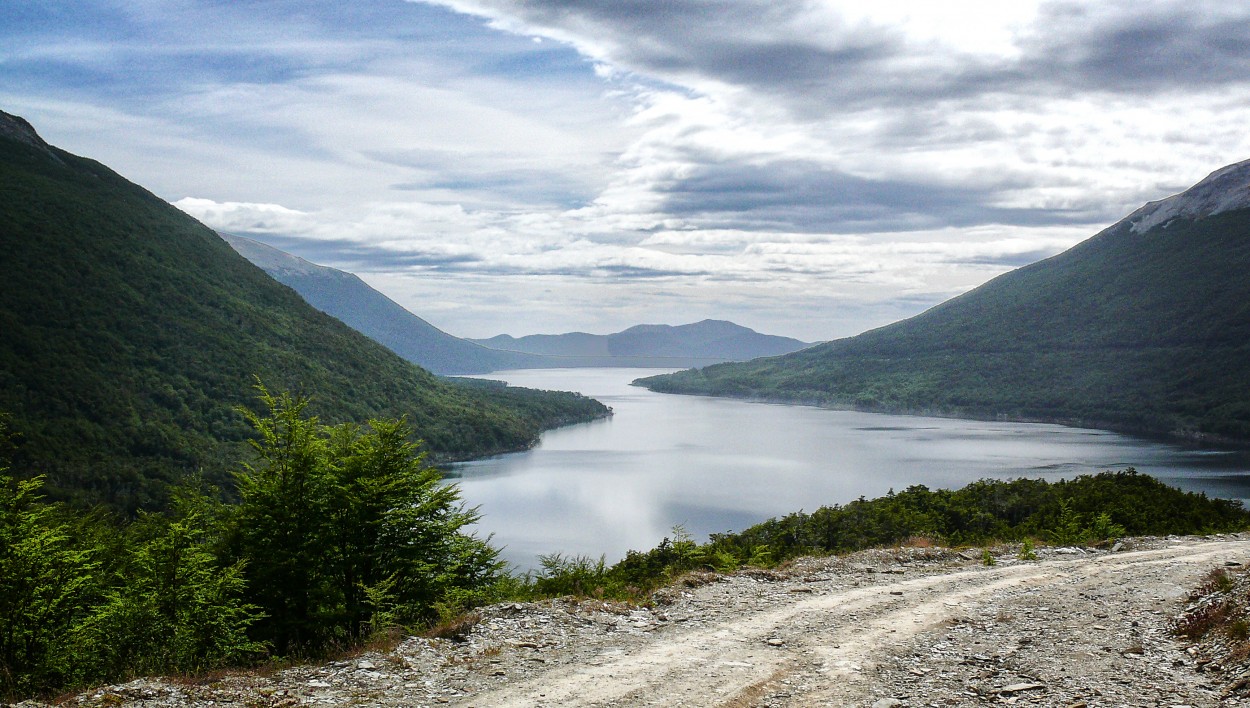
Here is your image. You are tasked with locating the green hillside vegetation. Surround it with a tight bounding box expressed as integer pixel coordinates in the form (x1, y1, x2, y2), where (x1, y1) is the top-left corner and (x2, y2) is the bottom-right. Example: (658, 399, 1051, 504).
(531, 469, 1249, 600)
(0, 114, 607, 511)
(0, 395, 506, 698)
(639, 205, 1250, 442)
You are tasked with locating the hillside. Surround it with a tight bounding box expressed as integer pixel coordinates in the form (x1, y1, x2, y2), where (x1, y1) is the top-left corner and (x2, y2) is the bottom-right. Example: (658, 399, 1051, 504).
(639, 159, 1250, 443)
(474, 320, 811, 366)
(221, 233, 542, 374)
(0, 110, 607, 510)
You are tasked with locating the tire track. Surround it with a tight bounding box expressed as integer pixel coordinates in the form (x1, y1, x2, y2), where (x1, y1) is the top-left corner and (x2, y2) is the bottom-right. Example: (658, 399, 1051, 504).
(468, 539, 1250, 707)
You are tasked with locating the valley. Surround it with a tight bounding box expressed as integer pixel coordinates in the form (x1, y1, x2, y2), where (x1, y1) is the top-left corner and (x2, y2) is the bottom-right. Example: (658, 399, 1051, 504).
(453, 367, 1250, 571)
(5, 108, 1250, 703)
(7, 1, 1250, 704)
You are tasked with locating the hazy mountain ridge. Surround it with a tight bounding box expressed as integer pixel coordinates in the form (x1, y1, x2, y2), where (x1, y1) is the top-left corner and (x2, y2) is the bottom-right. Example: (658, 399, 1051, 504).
(0, 111, 608, 510)
(639, 159, 1250, 443)
(221, 233, 810, 370)
(475, 320, 811, 363)
(221, 233, 542, 375)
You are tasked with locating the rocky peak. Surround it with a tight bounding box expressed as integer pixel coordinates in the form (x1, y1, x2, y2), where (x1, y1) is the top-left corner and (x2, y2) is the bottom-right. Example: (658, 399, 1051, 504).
(219, 232, 338, 278)
(0, 109, 64, 164)
(1127, 157, 1250, 233)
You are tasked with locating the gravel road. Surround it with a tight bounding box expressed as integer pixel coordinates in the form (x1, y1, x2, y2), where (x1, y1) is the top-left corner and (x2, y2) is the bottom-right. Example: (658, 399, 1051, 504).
(37, 535, 1250, 707)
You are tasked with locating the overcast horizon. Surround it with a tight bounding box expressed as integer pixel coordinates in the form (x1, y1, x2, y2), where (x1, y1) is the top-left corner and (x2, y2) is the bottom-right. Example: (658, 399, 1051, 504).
(4, 1, 1250, 342)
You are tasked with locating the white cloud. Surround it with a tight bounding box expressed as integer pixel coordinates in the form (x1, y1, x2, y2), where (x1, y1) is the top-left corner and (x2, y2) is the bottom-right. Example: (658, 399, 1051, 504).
(9, 0, 1250, 340)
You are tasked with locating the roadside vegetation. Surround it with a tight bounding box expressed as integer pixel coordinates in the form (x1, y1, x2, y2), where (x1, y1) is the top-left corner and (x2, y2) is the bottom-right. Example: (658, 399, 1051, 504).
(524, 468, 1248, 602)
(2, 391, 1248, 701)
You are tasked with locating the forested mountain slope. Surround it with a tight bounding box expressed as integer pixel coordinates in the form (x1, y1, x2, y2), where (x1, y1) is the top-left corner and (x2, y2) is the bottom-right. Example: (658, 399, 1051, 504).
(0, 110, 606, 510)
(640, 159, 1250, 443)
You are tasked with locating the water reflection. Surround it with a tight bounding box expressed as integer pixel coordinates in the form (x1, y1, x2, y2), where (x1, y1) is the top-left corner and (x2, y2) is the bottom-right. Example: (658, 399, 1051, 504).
(450, 368, 1250, 571)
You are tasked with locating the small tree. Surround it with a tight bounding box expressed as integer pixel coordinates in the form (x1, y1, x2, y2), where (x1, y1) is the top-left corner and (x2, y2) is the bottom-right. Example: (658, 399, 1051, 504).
(72, 490, 262, 679)
(231, 384, 503, 652)
(232, 384, 334, 654)
(0, 473, 99, 698)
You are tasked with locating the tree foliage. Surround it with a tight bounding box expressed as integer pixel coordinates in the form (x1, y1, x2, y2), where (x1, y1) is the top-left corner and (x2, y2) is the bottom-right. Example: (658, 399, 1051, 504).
(0, 387, 505, 699)
(527, 470, 1250, 602)
(229, 384, 503, 654)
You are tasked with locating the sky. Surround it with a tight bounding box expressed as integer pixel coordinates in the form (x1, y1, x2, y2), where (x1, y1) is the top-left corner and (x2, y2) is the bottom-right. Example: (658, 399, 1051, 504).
(3, 1, 1250, 342)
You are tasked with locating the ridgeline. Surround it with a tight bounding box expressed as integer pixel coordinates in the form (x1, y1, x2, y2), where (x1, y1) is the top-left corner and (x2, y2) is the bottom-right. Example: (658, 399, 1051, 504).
(0, 110, 607, 511)
(639, 159, 1250, 444)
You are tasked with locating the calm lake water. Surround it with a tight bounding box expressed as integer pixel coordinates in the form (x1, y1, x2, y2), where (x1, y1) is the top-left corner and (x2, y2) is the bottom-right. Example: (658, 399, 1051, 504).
(451, 368, 1250, 571)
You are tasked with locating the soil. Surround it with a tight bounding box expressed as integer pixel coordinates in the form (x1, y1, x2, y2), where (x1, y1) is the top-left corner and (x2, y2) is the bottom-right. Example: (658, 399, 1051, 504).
(21, 535, 1250, 707)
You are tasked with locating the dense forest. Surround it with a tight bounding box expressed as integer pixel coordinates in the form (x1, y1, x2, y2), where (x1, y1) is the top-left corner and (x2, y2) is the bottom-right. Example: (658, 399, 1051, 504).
(639, 194, 1250, 443)
(0, 114, 608, 512)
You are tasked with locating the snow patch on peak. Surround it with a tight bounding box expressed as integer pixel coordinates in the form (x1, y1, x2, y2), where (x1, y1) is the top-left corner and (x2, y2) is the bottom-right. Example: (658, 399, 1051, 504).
(1128, 158, 1250, 234)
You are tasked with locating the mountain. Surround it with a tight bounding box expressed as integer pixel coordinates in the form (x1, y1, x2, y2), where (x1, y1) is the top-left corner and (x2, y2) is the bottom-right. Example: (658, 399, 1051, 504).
(474, 320, 811, 366)
(0, 110, 607, 510)
(221, 233, 543, 374)
(639, 159, 1250, 443)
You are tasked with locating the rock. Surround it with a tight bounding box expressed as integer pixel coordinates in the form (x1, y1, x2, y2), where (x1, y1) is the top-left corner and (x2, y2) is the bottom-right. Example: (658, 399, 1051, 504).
(872, 699, 904, 708)
(1000, 682, 1044, 694)
(1112, 541, 1125, 552)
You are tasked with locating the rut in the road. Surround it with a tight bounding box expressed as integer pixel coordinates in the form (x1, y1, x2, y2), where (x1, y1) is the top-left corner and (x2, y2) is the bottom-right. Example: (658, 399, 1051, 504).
(469, 540, 1250, 707)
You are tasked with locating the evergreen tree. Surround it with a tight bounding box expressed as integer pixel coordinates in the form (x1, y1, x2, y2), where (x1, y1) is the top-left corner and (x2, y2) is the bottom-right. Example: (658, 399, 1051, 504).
(231, 385, 503, 652)
(231, 385, 334, 654)
(71, 488, 261, 679)
(0, 472, 99, 697)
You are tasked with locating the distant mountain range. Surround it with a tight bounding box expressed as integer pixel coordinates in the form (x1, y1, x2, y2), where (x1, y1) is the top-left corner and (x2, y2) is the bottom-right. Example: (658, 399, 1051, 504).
(223, 234, 811, 372)
(640, 158, 1250, 444)
(0, 110, 607, 510)
(472, 321, 810, 364)
(221, 234, 543, 374)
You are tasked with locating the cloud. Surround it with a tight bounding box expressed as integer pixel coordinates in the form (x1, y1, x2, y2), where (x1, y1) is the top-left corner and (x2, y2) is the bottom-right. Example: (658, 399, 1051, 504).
(10, 0, 1250, 340)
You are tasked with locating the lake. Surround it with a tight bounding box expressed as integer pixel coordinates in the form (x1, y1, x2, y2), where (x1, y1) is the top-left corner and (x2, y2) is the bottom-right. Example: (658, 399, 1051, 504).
(451, 368, 1250, 571)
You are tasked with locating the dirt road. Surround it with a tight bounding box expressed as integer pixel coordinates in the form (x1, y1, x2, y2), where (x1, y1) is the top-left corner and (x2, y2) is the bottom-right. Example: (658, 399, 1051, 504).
(467, 538, 1250, 707)
(45, 536, 1250, 707)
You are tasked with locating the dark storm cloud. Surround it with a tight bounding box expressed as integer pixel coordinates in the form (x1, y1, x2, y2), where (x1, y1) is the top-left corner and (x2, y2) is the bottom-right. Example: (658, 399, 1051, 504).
(447, 0, 1250, 114)
(1022, 6, 1250, 93)
(657, 161, 1100, 233)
